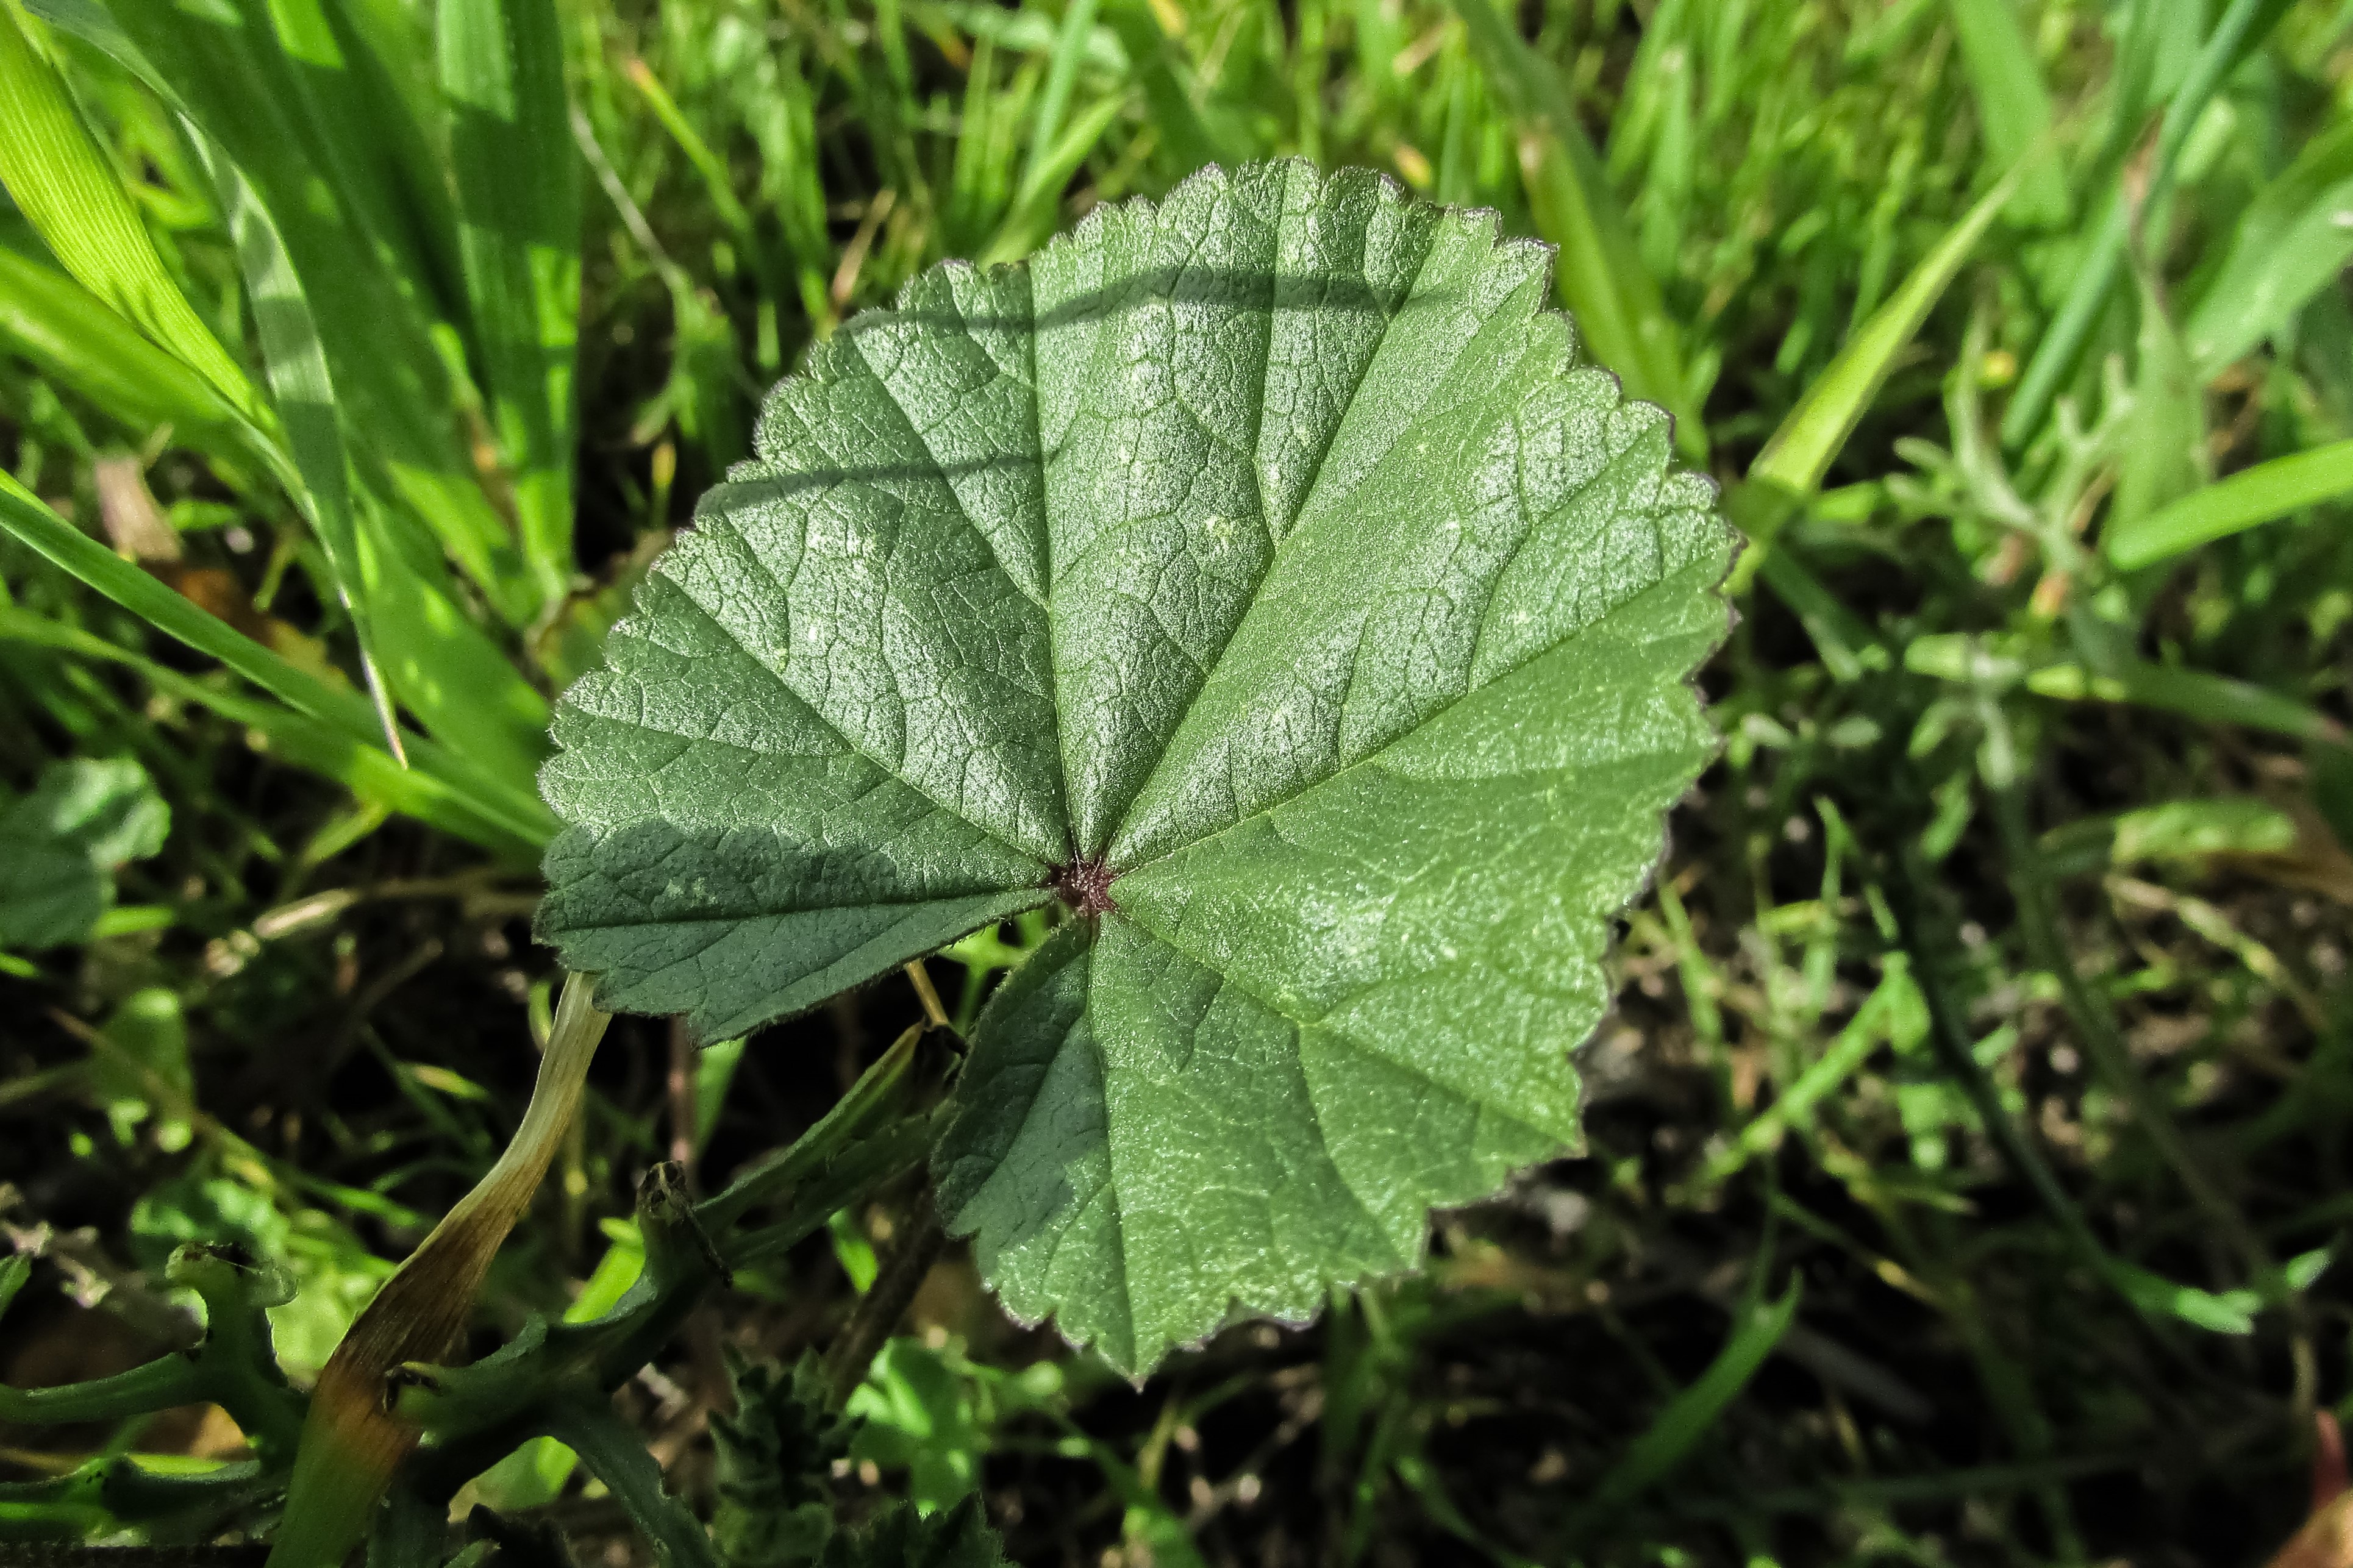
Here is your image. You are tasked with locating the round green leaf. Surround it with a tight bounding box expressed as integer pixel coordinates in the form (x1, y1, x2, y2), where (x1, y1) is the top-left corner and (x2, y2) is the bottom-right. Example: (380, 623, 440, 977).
(538, 160, 1734, 1372)
(0, 756, 170, 950)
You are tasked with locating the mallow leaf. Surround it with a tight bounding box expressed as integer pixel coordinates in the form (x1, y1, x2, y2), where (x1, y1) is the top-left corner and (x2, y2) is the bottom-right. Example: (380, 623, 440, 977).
(539, 161, 1734, 1373)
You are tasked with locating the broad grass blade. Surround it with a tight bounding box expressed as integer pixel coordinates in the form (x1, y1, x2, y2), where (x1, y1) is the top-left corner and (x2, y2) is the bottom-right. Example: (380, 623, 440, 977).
(0, 472, 555, 847)
(201, 140, 409, 761)
(2107, 438, 2353, 570)
(0, 235, 247, 455)
(2183, 115, 2353, 377)
(116, 0, 543, 627)
(1944, 0, 2067, 226)
(204, 137, 554, 793)
(441, 0, 582, 610)
(0, 4, 260, 419)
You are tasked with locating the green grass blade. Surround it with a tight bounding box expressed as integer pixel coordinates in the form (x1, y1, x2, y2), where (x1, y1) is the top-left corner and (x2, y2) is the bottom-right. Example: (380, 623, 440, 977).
(621, 52, 751, 237)
(1730, 151, 2034, 587)
(0, 607, 543, 860)
(199, 137, 408, 760)
(2099, 1256, 2259, 1335)
(0, 466, 379, 742)
(1944, 0, 2066, 226)
(213, 134, 558, 793)
(1020, 0, 1102, 208)
(2000, 0, 2296, 447)
(2052, 661, 2337, 744)
(1101, 0, 1233, 174)
(117, 0, 541, 627)
(2182, 114, 2353, 377)
(1448, 0, 1702, 458)
(1562, 1281, 1803, 1535)
(1905, 633, 2346, 744)
(23, 1, 552, 786)
(441, 0, 582, 610)
(982, 90, 1127, 266)
(0, 471, 555, 849)
(0, 2, 260, 420)
(0, 235, 246, 455)
(2107, 438, 2353, 569)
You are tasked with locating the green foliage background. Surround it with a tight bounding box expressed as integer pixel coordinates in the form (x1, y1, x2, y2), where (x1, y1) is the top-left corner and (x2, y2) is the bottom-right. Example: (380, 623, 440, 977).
(2, 0, 2353, 1563)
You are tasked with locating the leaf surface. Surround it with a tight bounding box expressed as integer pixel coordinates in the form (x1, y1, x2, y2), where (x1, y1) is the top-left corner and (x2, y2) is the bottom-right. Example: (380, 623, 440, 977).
(540, 162, 1732, 1371)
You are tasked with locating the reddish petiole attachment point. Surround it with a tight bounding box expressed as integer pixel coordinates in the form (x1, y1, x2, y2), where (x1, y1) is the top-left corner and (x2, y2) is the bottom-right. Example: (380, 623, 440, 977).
(1053, 857, 1118, 917)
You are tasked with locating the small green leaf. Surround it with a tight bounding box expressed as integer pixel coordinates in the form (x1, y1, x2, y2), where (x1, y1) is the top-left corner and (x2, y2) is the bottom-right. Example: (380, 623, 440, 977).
(540, 162, 1735, 1373)
(93, 986, 193, 1149)
(0, 755, 168, 950)
(2100, 1257, 2258, 1336)
(2109, 268, 2209, 539)
(712, 1349, 851, 1567)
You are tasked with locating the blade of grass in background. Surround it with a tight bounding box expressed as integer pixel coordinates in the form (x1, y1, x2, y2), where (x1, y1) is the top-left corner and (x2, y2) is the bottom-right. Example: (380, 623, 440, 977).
(2000, 0, 2297, 447)
(1943, 0, 2067, 227)
(116, 0, 543, 629)
(1446, 0, 1704, 459)
(1102, 0, 1242, 176)
(22, 0, 552, 791)
(1557, 1282, 1802, 1541)
(2183, 113, 2353, 377)
(0, 235, 248, 457)
(1019, 0, 1102, 212)
(0, 0, 409, 760)
(981, 91, 1128, 266)
(196, 126, 552, 794)
(2108, 438, 2353, 570)
(202, 143, 413, 764)
(440, 0, 582, 612)
(1731, 149, 2037, 589)
(0, 1, 261, 422)
(0, 472, 554, 849)
(0, 607, 543, 859)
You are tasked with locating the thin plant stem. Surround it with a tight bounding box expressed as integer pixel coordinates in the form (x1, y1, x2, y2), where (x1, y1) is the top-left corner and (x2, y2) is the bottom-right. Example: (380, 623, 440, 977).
(266, 975, 611, 1568)
(825, 1186, 946, 1406)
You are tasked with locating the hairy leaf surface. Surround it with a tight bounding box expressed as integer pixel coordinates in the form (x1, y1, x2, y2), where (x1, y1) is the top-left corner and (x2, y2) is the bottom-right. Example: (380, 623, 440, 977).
(540, 161, 1733, 1372)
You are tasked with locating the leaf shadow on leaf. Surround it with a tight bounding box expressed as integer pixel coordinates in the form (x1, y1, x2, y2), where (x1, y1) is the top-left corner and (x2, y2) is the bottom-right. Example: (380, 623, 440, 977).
(834, 265, 1459, 339)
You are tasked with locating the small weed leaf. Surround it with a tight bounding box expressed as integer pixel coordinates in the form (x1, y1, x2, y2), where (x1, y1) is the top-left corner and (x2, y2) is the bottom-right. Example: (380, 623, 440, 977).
(712, 1349, 852, 1567)
(0, 755, 169, 950)
(538, 160, 1735, 1372)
